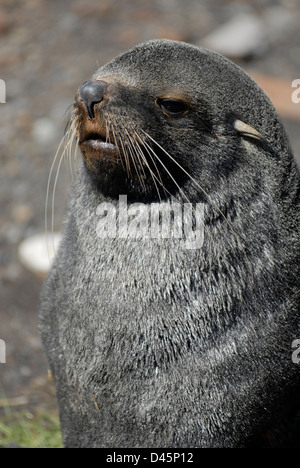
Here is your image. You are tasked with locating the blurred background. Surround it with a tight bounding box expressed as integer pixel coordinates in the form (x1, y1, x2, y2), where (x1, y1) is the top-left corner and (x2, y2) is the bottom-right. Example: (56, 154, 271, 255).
(0, 0, 299, 447)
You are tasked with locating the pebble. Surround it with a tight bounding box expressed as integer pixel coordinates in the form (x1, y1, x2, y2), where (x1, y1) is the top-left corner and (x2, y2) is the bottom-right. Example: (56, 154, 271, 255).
(0, 7, 10, 35)
(32, 117, 59, 145)
(201, 14, 267, 58)
(200, 8, 296, 59)
(12, 204, 34, 224)
(18, 232, 62, 277)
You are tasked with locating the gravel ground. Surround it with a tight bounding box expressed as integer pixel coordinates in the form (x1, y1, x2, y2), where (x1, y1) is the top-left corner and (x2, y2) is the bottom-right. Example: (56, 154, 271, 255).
(0, 0, 299, 418)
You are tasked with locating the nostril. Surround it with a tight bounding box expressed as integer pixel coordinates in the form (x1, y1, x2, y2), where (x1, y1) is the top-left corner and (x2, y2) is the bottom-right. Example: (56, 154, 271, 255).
(78, 80, 107, 119)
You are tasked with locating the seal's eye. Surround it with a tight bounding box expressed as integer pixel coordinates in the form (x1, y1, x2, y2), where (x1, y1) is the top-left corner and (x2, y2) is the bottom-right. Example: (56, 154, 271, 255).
(156, 98, 189, 118)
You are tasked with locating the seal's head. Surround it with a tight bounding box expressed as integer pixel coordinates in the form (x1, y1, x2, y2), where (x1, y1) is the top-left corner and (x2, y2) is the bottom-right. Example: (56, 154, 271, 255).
(72, 39, 289, 202)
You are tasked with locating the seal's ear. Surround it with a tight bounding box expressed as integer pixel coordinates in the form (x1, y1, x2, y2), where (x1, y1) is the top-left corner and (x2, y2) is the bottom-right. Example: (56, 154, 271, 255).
(234, 119, 263, 142)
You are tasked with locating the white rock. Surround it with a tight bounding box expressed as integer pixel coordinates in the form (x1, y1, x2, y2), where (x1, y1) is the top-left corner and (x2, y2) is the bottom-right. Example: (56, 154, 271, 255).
(201, 14, 267, 58)
(32, 117, 59, 145)
(18, 232, 62, 276)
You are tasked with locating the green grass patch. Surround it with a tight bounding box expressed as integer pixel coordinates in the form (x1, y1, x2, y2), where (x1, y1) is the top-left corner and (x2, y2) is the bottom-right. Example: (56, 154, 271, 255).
(0, 410, 63, 448)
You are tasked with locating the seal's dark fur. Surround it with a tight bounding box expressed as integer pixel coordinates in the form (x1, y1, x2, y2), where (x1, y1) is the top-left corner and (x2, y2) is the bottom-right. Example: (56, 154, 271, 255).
(39, 40, 300, 447)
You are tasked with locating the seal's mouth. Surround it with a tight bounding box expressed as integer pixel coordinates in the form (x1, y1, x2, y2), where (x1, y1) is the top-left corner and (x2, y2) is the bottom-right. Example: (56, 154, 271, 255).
(82, 133, 116, 151)
(79, 132, 120, 161)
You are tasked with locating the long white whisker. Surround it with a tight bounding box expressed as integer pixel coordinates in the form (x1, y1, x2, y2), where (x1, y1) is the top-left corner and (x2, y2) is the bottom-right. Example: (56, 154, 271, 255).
(142, 130, 205, 200)
(112, 117, 131, 176)
(134, 139, 161, 199)
(45, 126, 75, 288)
(105, 114, 122, 170)
(141, 129, 254, 283)
(67, 124, 77, 180)
(45, 130, 71, 240)
(73, 135, 80, 174)
(51, 152, 65, 237)
(120, 119, 147, 191)
(143, 139, 191, 203)
(133, 130, 169, 201)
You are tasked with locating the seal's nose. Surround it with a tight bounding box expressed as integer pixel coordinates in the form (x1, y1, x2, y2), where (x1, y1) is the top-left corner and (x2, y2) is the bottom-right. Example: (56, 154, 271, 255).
(78, 80, 108, 119)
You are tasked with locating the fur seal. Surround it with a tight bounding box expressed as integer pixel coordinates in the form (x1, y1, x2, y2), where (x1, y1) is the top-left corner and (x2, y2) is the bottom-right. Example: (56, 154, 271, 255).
(39, 40, 300, 448)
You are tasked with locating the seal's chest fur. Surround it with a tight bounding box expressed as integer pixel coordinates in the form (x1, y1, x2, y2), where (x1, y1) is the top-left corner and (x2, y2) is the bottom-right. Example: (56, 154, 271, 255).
(40, 40, 300, 448)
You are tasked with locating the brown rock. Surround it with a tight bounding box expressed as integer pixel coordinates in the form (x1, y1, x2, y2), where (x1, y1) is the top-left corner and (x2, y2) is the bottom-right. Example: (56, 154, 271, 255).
(12, 204, 34, 223)
(154, 27, 187, 42)
(0, 7, 10, 35)
(72, 0, 115, 19)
